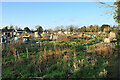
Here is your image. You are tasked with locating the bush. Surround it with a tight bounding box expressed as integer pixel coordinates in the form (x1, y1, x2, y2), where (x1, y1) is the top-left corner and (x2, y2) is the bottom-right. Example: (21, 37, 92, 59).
(47, 64, 58, 73)
(75, 45, 86, 52)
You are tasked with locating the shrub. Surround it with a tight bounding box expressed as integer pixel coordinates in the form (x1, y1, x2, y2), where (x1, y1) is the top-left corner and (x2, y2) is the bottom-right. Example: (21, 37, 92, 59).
(75, 44, 86, 52)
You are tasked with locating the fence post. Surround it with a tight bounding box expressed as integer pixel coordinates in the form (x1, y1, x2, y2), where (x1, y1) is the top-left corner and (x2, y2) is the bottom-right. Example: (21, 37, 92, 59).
(26, 48, 28, 59)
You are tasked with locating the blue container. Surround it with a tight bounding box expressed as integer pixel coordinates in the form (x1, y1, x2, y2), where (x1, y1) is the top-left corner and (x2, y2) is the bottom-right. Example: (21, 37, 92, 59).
(38, 40, 41, 43)
(92, 35, 94, 38)
(16, 38, 20, 40)
(39, 35, 41, 38)
(16, 38, 19, 40)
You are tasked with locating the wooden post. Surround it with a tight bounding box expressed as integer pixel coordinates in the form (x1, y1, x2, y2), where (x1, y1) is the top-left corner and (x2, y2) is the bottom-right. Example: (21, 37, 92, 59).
(26, 48, 28, 59)
(14, 49, 17, 62)
(17, 52, 21, 64)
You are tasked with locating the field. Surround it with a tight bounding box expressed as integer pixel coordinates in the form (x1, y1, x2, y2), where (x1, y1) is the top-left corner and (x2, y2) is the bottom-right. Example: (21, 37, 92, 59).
(2, 35, 119, 79)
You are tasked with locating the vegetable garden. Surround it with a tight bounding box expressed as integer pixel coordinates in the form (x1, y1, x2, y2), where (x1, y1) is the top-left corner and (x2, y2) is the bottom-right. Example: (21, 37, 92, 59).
(2, 37, 118, 79)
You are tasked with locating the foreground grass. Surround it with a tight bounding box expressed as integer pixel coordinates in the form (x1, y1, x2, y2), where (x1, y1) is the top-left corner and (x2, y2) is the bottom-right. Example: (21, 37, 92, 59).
(2, 39, 118, 79)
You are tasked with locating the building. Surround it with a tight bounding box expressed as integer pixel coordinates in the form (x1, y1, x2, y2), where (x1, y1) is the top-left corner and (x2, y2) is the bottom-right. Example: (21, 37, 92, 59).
(23, 36, 30, 42)
(34, 32, 39, 37)
(104, 38, 110, 43)
(2, 29, 15, 37)
(109, 31, 116, 39)
(16, 30, 25, 36)
(57, 31, 64, 35)
(64, 31, 70, 35)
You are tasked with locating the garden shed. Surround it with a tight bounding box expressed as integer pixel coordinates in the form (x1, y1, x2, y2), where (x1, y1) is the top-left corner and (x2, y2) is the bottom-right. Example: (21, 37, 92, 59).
(34, 32, 39, 37)
(16, 30, 24, 36)
(53, 34, 59, 40)
(109, 31, 116, 39)
(64, 31, 70, 35)
(58, 31, 64, 35)
(41, 32, 46, 36)
(23, 36, 30, 42)
(104, 38, 110, 43)
(50, 34, 53, 40)
(2, 29, 15, 37)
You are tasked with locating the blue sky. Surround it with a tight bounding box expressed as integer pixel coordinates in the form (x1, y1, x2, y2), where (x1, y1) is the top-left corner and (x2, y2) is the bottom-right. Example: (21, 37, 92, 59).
(2, 2, 116, 30)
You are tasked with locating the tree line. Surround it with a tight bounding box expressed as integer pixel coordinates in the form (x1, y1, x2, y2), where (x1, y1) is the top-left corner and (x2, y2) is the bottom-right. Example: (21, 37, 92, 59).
(2, 24, 119, 34)
(2, 25, 43, 34)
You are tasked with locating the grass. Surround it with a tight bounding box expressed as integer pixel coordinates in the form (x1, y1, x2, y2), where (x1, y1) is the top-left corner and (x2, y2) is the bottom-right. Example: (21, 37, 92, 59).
(2, 37, 119, 79)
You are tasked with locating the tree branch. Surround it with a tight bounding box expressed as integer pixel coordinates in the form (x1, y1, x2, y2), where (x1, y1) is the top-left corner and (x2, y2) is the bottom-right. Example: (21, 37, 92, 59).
(96, 0, 115, 8)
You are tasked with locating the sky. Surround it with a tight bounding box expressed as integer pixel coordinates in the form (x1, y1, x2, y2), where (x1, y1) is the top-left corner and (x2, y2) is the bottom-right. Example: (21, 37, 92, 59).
(2, 2, 116, 30)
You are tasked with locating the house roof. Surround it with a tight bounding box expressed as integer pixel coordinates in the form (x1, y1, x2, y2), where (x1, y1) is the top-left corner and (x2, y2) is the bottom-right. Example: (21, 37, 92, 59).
(23, 36, 30, 38)
(2, 29, 15, 32)
(9, 29, 15, 32)
(2, 29, 8, 32)
(16, 29, 25, 33)
(16, 30, 24, 31)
